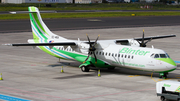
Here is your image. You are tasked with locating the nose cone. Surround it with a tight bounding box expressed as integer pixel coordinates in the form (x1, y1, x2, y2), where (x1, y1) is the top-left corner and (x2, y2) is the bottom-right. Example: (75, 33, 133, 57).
(156, 58, 177, 71)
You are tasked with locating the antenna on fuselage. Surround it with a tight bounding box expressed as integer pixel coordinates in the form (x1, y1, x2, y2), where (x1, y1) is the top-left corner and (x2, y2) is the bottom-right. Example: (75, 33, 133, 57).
(152, 45, 154, 49)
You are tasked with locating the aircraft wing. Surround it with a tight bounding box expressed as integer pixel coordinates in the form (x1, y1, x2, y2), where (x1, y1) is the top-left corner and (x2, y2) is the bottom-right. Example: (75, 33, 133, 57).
(115, 34, 176, 43)
(3, 34, 176, 46)
(134, 34, 176, 41)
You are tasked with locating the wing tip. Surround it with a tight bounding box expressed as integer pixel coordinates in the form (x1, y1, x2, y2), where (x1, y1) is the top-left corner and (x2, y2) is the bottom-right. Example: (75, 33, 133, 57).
(2, 44, 13, 46)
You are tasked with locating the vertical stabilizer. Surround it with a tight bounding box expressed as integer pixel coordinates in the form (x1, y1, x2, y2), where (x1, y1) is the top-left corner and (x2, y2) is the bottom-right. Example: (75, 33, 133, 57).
(28, 6, 67, 41)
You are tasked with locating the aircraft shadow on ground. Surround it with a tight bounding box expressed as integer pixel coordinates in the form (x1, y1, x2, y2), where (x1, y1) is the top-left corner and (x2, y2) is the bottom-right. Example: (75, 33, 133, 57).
(48, 62, 80, 68)
(50, 62, 180, 79)
(54, 74, 95, 79)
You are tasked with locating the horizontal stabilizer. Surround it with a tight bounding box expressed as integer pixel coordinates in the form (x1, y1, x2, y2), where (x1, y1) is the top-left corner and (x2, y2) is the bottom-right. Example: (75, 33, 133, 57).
(3, 42, 76, 46)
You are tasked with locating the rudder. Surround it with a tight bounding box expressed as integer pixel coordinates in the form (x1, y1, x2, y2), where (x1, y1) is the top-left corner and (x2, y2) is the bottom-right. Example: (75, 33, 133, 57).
(28, 6, 67, 41)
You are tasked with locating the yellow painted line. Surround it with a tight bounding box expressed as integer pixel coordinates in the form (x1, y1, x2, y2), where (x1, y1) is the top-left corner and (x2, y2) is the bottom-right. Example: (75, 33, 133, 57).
(128, 74, 150, 77)
(128, 73, 180, 82)
(151, 73, 158, 82)
(128, 76, 135, 77)
(128, 75, 140, 77)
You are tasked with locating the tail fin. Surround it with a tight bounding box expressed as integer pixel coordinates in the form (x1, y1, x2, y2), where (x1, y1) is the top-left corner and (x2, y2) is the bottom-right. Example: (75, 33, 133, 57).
(28, 6, 67, 41)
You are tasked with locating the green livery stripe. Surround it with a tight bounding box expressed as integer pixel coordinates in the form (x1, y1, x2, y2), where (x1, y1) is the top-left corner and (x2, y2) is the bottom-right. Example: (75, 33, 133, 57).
(38, 46, 68, 60)
(32, 13, 50, 36)
(32, 13, 46, 35)
(29, 7, 49, 40)
(30, 7, 36, 12)
(157, 68, 176, 73)
(39, 46, 57, 57)
(31, 13, 48, 40)
(156, 58, 176, 66)
(53, 47, 87, 62)
(32, 32, 39, 40)
(53, 47, 111, 68)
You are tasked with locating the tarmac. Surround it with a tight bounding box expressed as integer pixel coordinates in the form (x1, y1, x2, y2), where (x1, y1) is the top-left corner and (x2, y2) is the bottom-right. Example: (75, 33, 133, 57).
(0, 25, 180, 101)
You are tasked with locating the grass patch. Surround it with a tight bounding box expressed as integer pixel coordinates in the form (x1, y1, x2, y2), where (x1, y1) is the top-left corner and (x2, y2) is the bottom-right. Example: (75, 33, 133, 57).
(1, 3, 180, 11)
(1, 11, 180, 20)
(1, 3, 180, 20)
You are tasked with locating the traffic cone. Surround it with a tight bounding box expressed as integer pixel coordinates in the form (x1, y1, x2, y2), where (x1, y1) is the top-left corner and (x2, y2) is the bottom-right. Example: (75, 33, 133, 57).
(61, 66, 64, 73)
(98, 69, 101, 77)
(0, 73, 3, 80)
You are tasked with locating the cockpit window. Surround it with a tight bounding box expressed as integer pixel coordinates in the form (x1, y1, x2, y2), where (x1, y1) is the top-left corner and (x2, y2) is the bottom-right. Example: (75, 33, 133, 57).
(160, 54, 167, 58)
(151, 53, 155, 57)
(151, 53, 170, 58)
(166, 53, 170, 58)
(154, 54, 159, 58)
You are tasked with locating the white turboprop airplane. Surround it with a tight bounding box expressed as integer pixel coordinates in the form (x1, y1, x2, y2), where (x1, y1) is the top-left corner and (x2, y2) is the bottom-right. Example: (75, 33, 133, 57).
(5, 6, 177, 79)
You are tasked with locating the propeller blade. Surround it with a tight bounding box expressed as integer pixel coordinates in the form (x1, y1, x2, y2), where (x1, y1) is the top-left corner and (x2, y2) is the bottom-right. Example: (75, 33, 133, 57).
(142, 29, 145, 45)
(144, 38, 152, 45)
(84, 34, 99, 64)
(93, 35, 100, 46)
(83, 52, 91, 63)
(137, 40, 142, 47)
(86, 34, 92, 47)
(92, 51, 97, 64)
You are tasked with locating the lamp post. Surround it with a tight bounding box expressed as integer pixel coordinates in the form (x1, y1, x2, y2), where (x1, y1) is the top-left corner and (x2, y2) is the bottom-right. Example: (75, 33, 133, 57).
(38, 0, 42, 8)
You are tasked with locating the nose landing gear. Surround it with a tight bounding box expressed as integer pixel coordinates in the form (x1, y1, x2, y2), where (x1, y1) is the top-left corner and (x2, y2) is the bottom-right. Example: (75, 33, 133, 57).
(159, 72, 168, 79)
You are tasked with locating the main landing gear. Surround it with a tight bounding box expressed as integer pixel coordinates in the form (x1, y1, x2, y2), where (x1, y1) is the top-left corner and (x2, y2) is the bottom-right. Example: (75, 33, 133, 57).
(159, 72, 168, 79)
(80, 66, 90, 72)
(80, 66, 116, 72)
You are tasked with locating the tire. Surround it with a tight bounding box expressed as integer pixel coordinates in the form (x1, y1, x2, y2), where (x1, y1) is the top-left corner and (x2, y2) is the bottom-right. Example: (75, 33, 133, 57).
(108, 67, 115, 70)
(160, 96, 165, 101)
(81, 66, 90, 72)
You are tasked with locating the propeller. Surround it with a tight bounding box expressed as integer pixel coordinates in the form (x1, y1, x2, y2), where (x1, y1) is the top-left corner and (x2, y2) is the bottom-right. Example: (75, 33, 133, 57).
(83, 34, 99, 64)
(137, 29, 152, 47)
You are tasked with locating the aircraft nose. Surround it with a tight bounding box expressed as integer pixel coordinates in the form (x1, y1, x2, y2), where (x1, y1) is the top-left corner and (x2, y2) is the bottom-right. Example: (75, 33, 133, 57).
(156, 58, 177, 71)
(166, 59, 177, 70)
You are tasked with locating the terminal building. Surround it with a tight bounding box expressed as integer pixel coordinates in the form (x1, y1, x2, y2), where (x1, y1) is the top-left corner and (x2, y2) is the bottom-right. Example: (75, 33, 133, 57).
(1, 0, 69, 4)
(1, 0, 102, 3)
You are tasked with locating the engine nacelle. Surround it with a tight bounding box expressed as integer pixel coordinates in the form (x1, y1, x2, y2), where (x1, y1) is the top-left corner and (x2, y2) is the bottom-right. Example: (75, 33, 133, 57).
(128, 39, 140, 47)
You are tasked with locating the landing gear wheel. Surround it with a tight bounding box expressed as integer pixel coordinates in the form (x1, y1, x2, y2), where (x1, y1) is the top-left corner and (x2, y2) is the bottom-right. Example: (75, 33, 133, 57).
(162, 75, 167, 79)
(160, 73, 168, 79)
(81, 66, 90, 72)
(108, 67, 115, 70)
(160, 96, 165, 101)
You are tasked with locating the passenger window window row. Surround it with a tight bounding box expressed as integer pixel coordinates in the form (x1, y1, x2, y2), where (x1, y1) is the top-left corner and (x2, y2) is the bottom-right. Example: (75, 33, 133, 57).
(95, 51, 134, 59)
